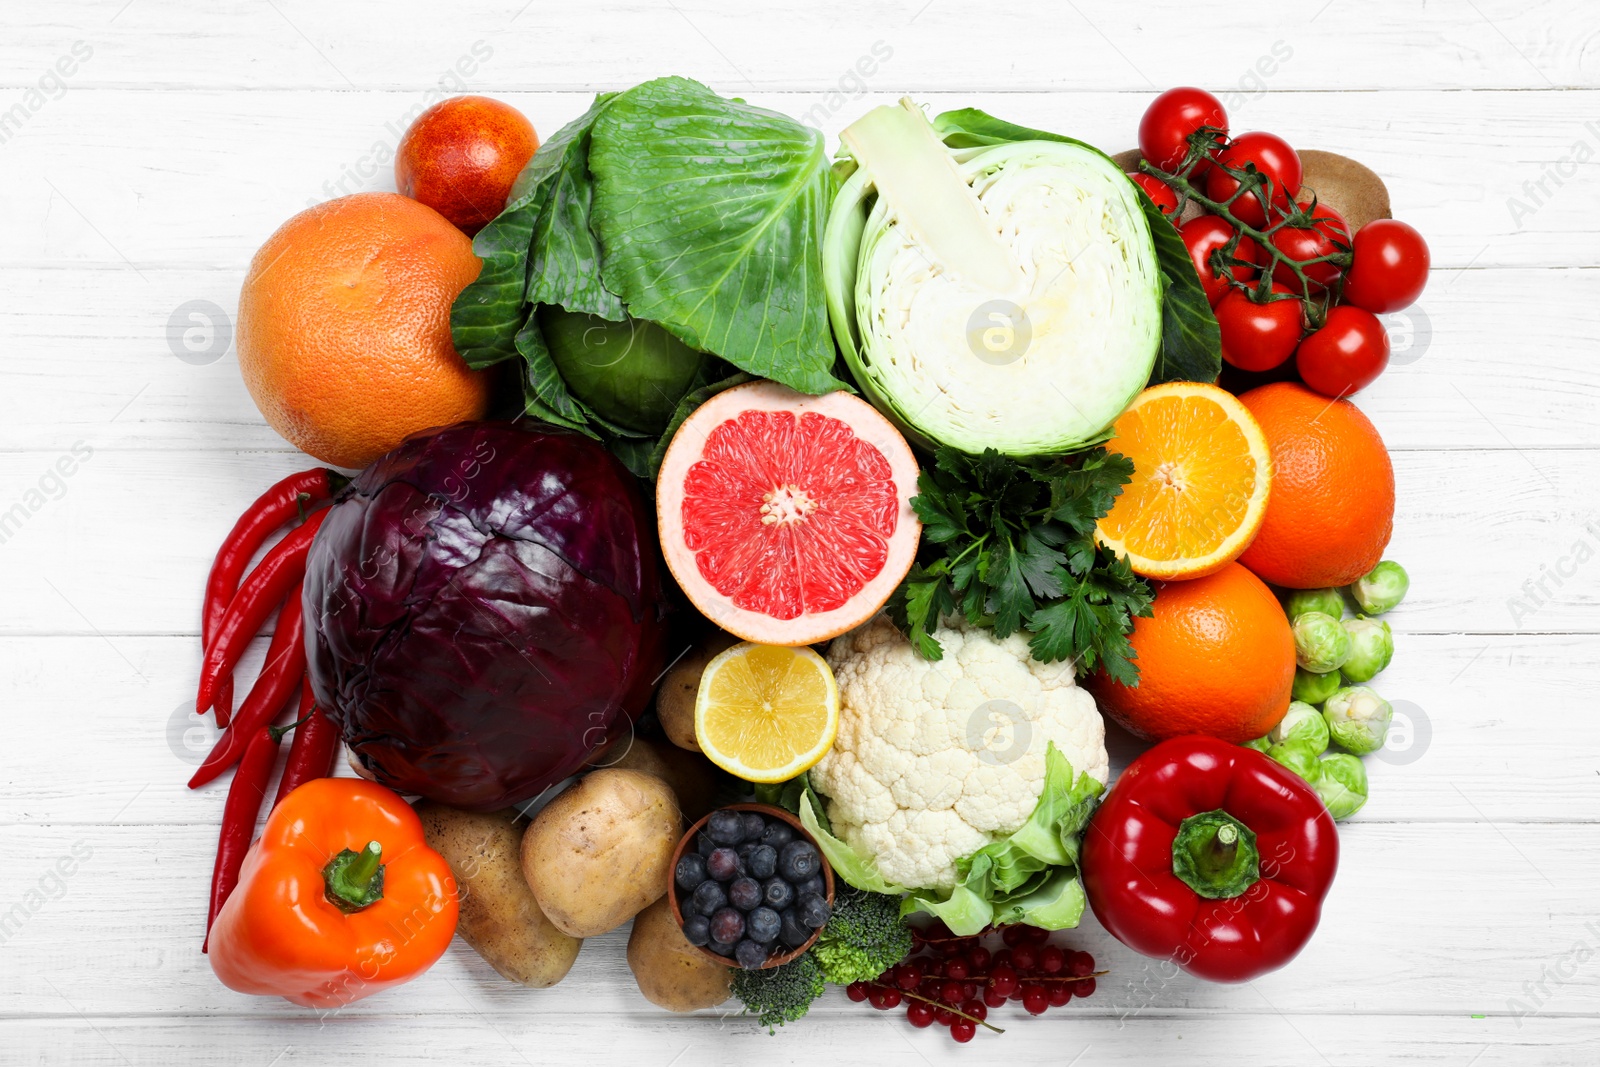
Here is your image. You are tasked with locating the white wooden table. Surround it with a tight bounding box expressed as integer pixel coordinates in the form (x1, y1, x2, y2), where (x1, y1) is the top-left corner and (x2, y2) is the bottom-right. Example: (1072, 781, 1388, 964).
(3, 2, 1598, 1063)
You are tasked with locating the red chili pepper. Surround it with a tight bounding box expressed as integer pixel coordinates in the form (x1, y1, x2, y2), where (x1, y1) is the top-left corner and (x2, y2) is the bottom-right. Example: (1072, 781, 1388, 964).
(272, 688, 340, 808)
(201, 469, 343, 726)
(201, 717, 286, 952)
(196, 509, 326, 716)
(190, 585, 307, 789)
(1081, 736, 1339, 983)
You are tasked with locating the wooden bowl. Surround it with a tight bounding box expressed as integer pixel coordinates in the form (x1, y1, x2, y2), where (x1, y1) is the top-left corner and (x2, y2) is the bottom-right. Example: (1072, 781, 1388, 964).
(666, 802, 835, 969)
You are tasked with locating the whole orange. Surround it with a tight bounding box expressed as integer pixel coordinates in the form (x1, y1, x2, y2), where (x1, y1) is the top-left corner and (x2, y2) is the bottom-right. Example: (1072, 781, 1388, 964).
(396, 95, 539, 235)
(236, 193, 489, 469)
(1089, 562, 1294, 743)
(1236, 382, 1394, 588)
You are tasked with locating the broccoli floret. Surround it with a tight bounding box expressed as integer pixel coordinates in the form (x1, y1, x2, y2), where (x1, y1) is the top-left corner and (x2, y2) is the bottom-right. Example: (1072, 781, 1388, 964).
(731, 953, 825, 1032)
(811, 886, 914, 985)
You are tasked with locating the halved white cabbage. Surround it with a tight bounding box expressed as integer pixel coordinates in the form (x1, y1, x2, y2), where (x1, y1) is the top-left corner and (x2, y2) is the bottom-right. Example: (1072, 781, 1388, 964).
(823, 101, 1161, 456)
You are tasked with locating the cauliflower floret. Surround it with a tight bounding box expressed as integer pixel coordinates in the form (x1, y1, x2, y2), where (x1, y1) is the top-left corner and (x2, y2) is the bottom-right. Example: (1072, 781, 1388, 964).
(811, 615, 1108, 892)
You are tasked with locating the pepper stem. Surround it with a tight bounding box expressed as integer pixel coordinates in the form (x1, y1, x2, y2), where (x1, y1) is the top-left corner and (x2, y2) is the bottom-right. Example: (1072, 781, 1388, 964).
(323, 840, 386, 913)
(1171, 810, 1260, 900)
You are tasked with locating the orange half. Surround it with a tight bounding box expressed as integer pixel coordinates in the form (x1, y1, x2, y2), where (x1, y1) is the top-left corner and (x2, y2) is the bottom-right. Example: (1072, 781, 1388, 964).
(1095, 382, 1273, 580)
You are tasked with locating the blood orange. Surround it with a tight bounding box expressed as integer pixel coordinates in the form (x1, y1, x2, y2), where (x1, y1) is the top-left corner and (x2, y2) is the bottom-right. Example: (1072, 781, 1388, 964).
(656, 382, 920, 646)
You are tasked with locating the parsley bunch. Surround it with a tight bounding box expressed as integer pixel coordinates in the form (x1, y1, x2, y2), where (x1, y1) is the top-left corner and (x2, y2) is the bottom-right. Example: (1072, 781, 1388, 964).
(889, 446, 1154, 685)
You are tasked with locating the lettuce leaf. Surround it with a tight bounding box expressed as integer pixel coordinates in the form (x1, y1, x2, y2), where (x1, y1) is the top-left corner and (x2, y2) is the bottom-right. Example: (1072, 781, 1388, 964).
(903, 743, 1104, 935)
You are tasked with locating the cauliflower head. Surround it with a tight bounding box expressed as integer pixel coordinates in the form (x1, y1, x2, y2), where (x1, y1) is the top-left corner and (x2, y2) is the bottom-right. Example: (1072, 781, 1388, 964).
(810, 615, 1108, 892)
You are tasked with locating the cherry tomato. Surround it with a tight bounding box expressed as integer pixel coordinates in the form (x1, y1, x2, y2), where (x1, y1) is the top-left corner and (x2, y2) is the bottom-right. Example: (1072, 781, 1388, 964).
(1295, 305, 1391, 397)
(1342, 219, 1430, 313)
(1138, 87, 1229, 174)
(1217, 284, 1303, 371)
(1181, 216, 1264, 307)
(1128, 172, 1179, 219)
(1271, 202, 1351, 294)
(1205, 132, 1303, 228)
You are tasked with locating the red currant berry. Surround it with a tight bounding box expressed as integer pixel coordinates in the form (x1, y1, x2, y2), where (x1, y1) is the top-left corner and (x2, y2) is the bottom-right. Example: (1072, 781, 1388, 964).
(1011, 945, 1039, 972)
(944, 959, 969, 981)
(846, 982, 869, 1002)
(1040, 946, 1065, 974)
(991, 948, 1013, 970)
(1048, 982, 1073, 1007)
(1067, 951, 1094, 978)
(967, 946, 992, 972)
(1024, 925, 1049, 944)
(940, 981, 965, 1004)
(935, 1006, 957, 1026)
(896, 962, 923, 989)
(983, 987, 1008, 1009)
(1001, 925, 1027, 947)
(950, 1021, 977, 1043)
(879, 988, 903, 1010)
(988, 965, 1019, 997)
(907, 1001, 935, 1028)
(1072, 977, 1097, 997)
(1022, 989, 1050, 1015)
(961, 999, 988, 1022)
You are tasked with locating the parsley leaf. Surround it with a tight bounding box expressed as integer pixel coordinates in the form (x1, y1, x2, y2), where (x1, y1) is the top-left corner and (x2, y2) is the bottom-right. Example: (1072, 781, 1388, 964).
(887, 446, 1155, 682)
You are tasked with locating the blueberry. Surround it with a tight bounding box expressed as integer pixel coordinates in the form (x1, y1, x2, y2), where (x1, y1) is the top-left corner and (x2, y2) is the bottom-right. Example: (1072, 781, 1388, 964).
(728, 876, 762, 911)
(760, 822, 794, 849)
(736, 841, 761, 866)
(675, 853, 708, 891)
(710, 907, 746, 945)
(695, 832, 717, 858)
(734, 938, 770, 970)
(741, 812, 767, 841)
(778, 840, 819, 881)
(706, 847, 742, 882)
(691, 879, 727, 917)
(762, 877, 794, 910)
(681, 914, 711, 947)
(794, 874, 825, 900)
(798, 892, 831, 929)
(706, 809, 745, 845)
(746, 906, 781, 944)
(706, 937, 736, 958)
(778, 907, 812, 948)
(746, 844, 777, 880)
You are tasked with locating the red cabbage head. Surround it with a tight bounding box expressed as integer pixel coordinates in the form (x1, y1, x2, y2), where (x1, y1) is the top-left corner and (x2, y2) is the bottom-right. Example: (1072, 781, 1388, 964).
(305, 421, 665, 810)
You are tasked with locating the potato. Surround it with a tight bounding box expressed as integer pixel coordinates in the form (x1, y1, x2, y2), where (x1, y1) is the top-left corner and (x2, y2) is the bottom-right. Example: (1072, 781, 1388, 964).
(597, 736, 719, 824)
(655, 629, 740, 751)
(521, 769, 681, 938)
(627, 896, 732, 1012)
(1298, 149, 1391, 233)
(416, 803, 581, 988)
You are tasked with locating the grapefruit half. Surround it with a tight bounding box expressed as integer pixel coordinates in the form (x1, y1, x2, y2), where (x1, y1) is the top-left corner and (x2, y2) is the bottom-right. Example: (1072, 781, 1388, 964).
(657, 382, 921, 646)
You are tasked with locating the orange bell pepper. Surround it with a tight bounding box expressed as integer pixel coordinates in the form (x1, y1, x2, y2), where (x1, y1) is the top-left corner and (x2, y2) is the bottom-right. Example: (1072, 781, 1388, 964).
(208, 777, 459, 1008)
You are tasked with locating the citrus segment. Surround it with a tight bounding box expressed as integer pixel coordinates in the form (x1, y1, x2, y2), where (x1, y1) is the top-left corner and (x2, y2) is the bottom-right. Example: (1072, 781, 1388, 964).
(1096, 381, 1272, 580)
(657, 382, 920, 646)
(695, 643, 840, 782)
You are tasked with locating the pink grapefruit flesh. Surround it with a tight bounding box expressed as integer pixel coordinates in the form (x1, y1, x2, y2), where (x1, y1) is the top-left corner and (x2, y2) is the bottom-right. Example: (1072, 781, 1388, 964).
(657, 381, 921, 646)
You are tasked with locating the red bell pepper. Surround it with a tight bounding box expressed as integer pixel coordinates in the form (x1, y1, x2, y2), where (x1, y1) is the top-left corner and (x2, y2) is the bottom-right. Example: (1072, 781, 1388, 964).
(1081, 736, 1338, 983)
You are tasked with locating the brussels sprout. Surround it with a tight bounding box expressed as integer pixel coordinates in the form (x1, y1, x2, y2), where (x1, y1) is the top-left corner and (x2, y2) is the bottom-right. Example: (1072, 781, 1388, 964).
(1312, 753, 1369, 820)
(1292, 611, 1351, 674)
(1266, 739, 1321, 781)
(1323, 686, 1394, 755)
(1283, 588, 1345, 622)
(1340, 616, 1394, 683)
(541, 307, 711, 434)
(1242, 736, 1273, 753)
(1292, 666, 1343, 705)
(1270, 701, 1331, 754)
(1350, 561, 1409, 616)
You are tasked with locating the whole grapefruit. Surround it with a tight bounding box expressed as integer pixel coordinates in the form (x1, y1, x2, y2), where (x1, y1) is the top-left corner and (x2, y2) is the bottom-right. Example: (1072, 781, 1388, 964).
(1089, 562, 1294, 743)
(236, 193, 489, 469)
(1237, 382, 1394, 588)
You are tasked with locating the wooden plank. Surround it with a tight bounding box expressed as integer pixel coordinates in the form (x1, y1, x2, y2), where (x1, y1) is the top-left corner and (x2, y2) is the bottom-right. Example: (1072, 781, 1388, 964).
(1, 447, 1594, 637)
(4, 634, 1596, 827)
(1, 1, 1592, 92)
(2, 1012, 1594, 1067)
(1, 87, 1595, 272)
(4, 263, 1594, 454)
(0, 822, 1595, 1021)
